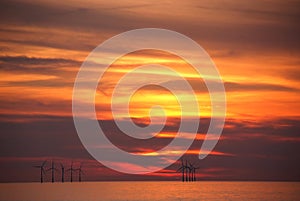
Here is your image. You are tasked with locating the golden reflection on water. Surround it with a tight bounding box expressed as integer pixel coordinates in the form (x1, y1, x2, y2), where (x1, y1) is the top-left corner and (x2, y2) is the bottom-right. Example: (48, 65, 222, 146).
(0, 181, 299, 201)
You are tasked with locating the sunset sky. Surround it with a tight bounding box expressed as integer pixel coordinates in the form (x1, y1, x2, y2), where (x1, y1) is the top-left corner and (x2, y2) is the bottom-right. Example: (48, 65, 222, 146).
(0, 0, 300, 182)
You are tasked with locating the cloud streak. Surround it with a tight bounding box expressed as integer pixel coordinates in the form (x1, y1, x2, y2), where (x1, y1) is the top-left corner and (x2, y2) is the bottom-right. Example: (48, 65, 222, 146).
(0, 0, 299, 182)
(0, 115, 299, 181)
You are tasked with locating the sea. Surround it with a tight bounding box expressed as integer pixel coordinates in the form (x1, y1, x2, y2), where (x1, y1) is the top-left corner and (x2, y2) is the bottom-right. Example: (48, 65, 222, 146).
(0, 181, 299, 201)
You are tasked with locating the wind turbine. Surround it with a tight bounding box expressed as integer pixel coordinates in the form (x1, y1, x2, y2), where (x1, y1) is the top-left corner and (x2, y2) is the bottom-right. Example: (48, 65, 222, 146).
(189, 162, 200, 182)
(193, 165, 200, 181)
(75, 163, 84, 182)
(60, 163, 65, 183)
(67, 162, 76, 182)
(33, 160, 47, 183)
(177, 159, 185, 182)
(47, 160, 58, 183)
(185, 160, 191, 182)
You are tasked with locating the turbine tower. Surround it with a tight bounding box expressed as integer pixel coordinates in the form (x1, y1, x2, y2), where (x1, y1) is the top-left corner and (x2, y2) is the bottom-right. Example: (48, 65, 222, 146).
(189, 162, 200, 182)
(75, 163, 84, 182)
(67, 162, 76, 182)
(33, 160, 47, 183)
(185, 160, 190, 182)
(47, 160, 57, 183)
(193, 165, 200, 181)
(177, 159, 185, 182)
(60, 163, 65, 183)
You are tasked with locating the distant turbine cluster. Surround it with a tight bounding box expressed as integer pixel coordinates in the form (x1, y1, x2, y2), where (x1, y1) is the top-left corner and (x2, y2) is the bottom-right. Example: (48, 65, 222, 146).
(33, 160, 84, 183)
(177, 159, 200, 182)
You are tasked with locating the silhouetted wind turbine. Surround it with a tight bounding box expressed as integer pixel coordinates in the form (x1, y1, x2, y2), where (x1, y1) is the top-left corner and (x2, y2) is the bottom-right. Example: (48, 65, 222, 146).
(189, 162, 194, 181)
(75, 163, 84, 182)
(33, 160, 47, 183)
(185, 160, 190, 182)
(193, 165, 200, 181)
(47, 160, 58, 183)
(188, 166, 192, 181)
(67, 162, 76, 182)
(60, 163, 65, 183)
(189, 162, 200, 182)
(177, 159, 185, 182)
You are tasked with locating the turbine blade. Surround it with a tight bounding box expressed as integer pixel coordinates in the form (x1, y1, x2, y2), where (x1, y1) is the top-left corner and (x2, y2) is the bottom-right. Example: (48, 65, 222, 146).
(42, 160, 47, 167)
(177, 167, 183, 172)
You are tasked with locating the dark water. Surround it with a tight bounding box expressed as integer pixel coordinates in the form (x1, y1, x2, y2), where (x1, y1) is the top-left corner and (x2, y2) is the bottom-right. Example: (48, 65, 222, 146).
(0, 181, 299, 201)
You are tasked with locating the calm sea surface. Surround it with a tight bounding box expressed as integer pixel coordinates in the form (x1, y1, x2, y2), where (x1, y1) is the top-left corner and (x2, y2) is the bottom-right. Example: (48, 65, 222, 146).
(0, 181, 299, 201)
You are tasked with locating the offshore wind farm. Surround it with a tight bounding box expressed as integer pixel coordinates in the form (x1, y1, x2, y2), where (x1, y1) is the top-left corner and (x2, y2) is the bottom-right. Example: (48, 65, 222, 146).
(20, 159, 300, 200)
(33, 159, 200, 183)
(33, 160, 85, 183)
